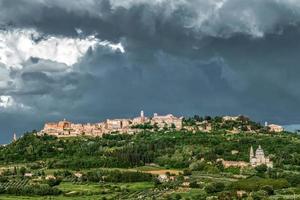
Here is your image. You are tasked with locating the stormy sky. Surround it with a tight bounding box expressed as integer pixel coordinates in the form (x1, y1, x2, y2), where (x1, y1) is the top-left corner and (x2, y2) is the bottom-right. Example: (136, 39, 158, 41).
(1, 0, 300, 142)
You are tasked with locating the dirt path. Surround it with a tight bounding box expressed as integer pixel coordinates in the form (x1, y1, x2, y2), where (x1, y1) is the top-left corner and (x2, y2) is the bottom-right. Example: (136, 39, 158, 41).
(145, 169, 182, 175)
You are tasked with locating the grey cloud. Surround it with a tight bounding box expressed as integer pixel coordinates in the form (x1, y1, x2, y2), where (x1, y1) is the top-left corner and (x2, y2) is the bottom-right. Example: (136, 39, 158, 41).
(1, 0, 300, 143)
(1, 0, 300, 39)
(23, 59, 70, 73)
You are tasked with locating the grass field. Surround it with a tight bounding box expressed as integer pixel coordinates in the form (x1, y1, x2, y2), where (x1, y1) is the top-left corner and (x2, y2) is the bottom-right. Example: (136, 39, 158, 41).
(0, 195, 107, 200)
(168, 188, 207, 199)
(57, 181, 153, 192)
(57, 182, 103, 193)
(0, 182, 155, 200)
(44, 166, 181, 176)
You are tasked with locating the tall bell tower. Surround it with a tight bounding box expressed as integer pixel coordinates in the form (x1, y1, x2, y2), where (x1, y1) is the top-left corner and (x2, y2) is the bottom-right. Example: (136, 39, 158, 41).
(140, 110, 145, 122)
(13, 133, 17, 142)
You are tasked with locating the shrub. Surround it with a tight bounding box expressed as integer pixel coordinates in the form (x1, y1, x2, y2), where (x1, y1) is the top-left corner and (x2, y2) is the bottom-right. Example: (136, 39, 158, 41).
(189, 161, 206, 171)
(174, 194, 182, 200)
(183, 169, 192, 176)
(5, 184, 61, 196)
(205, 182, 225, 193)
(261, 185, 274, 195)
(286, 174, 300, 187)
(218, 191, 236, 200)
(0, 186, 5, 194)
(47, 178, 62, 187)
(189, 181, 199, 188)
(230, 177, 289, 191)
(0, 176, 8, 183)
(27, 162, 43, 170)
(255, 165, 267, 176)
(224, 167, 240, 174)
(252, 190, 268, 200)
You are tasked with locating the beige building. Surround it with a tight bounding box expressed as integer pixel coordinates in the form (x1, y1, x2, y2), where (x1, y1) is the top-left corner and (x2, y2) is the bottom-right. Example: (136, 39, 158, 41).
(217, 158, 249, 168)
(41, 119, 72, 136)
(39, 111, 183, 137)
(151, 113, 183, 130)
(268, 124, 284, 133)
(250, 145, 273, 168)
(132, 110, 149, 125)
(222, 116, 239, 121)
(217, 145, 273, 169)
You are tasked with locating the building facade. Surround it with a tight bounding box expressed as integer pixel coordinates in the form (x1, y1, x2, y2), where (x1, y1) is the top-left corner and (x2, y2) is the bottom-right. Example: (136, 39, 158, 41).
(268, 124, 284, 133)
(250, 145, 273, 168)
(151, 113, 183, 130)
(39, 111, 182, 137)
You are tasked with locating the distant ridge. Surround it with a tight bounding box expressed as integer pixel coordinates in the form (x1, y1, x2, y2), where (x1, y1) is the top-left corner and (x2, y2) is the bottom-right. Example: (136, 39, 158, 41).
(283, 124, 300, 133)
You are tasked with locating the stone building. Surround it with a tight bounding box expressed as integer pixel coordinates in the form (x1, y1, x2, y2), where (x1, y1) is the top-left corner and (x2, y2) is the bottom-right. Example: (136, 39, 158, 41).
(217, 158, 249, 168)
(39, 111, 183, 137)
(217, 145, 273, 169)
(222, 116, 239, 121)
(151, 113, 183, 130)
(132, 110, 149, 125)
(250, 145, 273, 168)
(42, 119, 72, 136)
(267, 124, 284, 133)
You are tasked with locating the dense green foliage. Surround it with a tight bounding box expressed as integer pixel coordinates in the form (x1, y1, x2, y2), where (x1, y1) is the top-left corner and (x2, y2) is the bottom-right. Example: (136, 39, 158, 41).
(0, 118, 299, 199)
(230, 177, 289, 191)
(82, 170, 153, 183)
(1, 130, 299, 170)
(0, 182, 61, 196)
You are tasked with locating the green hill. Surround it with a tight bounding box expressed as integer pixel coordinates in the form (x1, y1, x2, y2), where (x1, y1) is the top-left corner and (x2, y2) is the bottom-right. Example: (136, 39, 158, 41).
(0, 116, 299, 199)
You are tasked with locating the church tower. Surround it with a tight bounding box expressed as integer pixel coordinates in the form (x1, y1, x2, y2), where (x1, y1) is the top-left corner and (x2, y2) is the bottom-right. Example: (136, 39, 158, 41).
(13, 133, 17, 142)
(250, 146, 256, 166)
(250, 146, 254, 158)
(140, 110, 145, 122)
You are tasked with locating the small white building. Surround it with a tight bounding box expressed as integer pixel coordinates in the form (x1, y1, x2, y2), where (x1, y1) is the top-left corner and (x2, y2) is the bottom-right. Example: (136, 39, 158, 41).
(222, 116, 239, 121)
(24, 173, 33, 177)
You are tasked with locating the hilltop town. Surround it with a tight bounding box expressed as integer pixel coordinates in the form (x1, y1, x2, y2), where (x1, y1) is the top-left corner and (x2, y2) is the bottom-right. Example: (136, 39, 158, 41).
(38, 111, 183, 137)
(38, 112, 284, 138)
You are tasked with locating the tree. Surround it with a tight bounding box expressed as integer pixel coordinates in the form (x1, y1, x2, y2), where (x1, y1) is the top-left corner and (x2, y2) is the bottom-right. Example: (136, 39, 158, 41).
(193, 115, 202, 122)
(286, 174, 300, 186)
(262, 185, 274, 195)
(183, 169, 192, 176)
(189, 161, 206, 171)
(47, 178, 62, 187)
(214, 116, 223, 123)
(189, 181, 199, 188)
(174, 194, 182, 200)
(216, 161, 224, 172)
(205, 182, 225, 193)
(19, 167, 27, 176)
(153, 178, 161, 187)
(13, 167, 17, 175)
(218, 191, 235, 200)
(204, 116, 212, 121)
(255, 164, 267, 177)
(0, 176, 8, 183)
(171, 123, 176, 129)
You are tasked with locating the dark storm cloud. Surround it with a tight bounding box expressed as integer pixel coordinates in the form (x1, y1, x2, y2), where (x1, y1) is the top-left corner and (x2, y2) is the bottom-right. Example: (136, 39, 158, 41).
(1, 0, 300, 143)
(23, 48, 242, 120)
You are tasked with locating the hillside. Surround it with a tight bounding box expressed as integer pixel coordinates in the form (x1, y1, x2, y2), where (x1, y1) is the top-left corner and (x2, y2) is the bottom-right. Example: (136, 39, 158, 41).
(0, 116, 299, 199)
